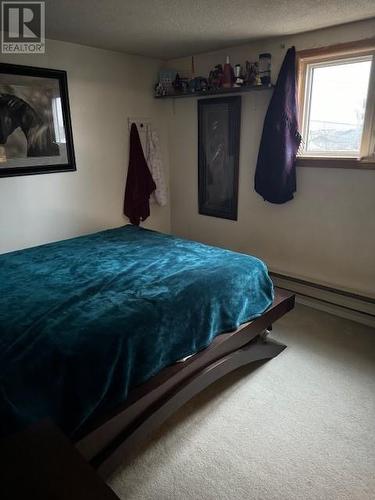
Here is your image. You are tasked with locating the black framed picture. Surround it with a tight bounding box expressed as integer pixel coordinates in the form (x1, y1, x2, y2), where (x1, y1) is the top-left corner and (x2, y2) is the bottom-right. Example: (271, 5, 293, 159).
(198, 96, 241, 221)
(0, 63, 76, 178)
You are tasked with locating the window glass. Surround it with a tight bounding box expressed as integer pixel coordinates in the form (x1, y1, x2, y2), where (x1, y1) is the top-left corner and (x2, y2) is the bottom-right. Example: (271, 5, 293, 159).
(305, 58, 372, 156)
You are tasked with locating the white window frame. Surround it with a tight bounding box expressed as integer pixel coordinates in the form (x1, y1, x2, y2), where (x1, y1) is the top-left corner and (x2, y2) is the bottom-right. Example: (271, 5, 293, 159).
(297, 39, 375, 169)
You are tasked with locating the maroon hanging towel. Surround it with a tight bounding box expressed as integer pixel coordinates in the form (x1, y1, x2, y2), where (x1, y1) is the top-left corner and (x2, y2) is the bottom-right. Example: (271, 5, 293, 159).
(124, 123, 156, 225)
(254, 47, 302, 204)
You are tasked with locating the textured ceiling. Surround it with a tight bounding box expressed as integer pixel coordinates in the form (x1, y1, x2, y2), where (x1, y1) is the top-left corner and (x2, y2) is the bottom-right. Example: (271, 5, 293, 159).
(45, 0, 375, 59)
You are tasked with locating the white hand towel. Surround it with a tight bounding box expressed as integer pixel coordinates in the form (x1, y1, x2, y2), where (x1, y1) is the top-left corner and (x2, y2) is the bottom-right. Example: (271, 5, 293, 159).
(145, 127, 168, 207)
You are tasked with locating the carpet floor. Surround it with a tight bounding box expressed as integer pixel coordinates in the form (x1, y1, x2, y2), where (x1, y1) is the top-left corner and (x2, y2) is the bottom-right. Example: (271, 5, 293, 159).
(108, 304, 375, 500)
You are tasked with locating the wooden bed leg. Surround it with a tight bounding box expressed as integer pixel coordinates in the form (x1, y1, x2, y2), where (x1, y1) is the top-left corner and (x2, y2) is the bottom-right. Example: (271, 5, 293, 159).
(260, 327, 272, 341)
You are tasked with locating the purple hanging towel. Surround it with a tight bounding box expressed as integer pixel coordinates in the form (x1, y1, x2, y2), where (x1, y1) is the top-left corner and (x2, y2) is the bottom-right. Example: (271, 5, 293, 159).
(124, 123, 156, 225)
(254, 47, 301, 204)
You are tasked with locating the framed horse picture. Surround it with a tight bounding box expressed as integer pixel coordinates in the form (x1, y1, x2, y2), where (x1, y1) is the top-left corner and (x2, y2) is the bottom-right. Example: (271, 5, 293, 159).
(198, 96, 241, 221)
(0, 63, 76, 177)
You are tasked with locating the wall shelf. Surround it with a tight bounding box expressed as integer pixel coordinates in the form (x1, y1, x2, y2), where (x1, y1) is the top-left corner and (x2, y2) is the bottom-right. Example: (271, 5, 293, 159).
(154, 84, 274, 99)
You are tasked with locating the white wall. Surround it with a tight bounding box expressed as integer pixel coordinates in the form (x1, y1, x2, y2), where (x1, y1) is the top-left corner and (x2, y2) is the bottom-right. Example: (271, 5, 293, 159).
(167, 19, 375, 298)
(0, 39, 170, 254)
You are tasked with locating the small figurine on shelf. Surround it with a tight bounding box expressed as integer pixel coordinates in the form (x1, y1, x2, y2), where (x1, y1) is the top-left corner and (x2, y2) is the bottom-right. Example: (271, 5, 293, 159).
(188, 77, 208, 93)
(173, 74, 190, 94)
(234, 64, 244, 87)
(208, 64, 224, 89)
(154, 81, 164, 97)
(173, 73, 182, 92)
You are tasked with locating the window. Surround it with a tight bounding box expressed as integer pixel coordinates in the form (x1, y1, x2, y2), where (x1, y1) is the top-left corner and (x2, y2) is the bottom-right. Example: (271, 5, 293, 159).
(297, 39, 375, 169)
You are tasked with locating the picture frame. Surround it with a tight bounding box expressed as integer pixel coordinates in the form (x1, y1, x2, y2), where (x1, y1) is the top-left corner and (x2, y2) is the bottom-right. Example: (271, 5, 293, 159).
(0, 63, 76, 178)
(198, 96, 241, 221)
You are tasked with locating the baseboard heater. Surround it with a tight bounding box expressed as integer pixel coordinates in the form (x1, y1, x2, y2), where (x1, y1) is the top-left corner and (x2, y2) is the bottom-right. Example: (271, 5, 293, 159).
(270, 272, 375, 328)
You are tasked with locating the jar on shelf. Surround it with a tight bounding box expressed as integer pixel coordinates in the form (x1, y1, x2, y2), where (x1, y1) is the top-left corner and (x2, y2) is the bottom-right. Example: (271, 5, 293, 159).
(259, 53, 271, 85)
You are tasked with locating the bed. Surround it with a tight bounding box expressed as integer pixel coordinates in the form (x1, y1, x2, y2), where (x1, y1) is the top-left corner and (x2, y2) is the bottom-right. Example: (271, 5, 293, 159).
(0, 225, 294, 476)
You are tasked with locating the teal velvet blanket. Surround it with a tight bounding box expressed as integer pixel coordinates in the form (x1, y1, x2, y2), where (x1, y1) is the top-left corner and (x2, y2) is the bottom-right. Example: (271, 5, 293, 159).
(0, 226, 273, 437)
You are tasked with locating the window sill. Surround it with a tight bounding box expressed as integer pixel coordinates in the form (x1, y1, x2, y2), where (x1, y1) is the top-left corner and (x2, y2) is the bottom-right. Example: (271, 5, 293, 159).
(296, 156, 375, 170)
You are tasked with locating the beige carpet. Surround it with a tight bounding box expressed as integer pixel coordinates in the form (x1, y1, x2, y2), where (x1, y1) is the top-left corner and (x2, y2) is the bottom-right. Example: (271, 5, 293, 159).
(108, 304, 375, 500)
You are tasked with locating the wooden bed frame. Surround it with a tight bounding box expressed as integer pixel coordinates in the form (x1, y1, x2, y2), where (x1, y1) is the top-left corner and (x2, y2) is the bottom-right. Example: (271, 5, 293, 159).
(75, 288, 295, 478)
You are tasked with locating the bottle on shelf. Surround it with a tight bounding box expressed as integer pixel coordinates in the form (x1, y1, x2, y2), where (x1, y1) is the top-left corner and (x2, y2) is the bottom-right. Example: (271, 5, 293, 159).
(223, 56, 234, 88)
